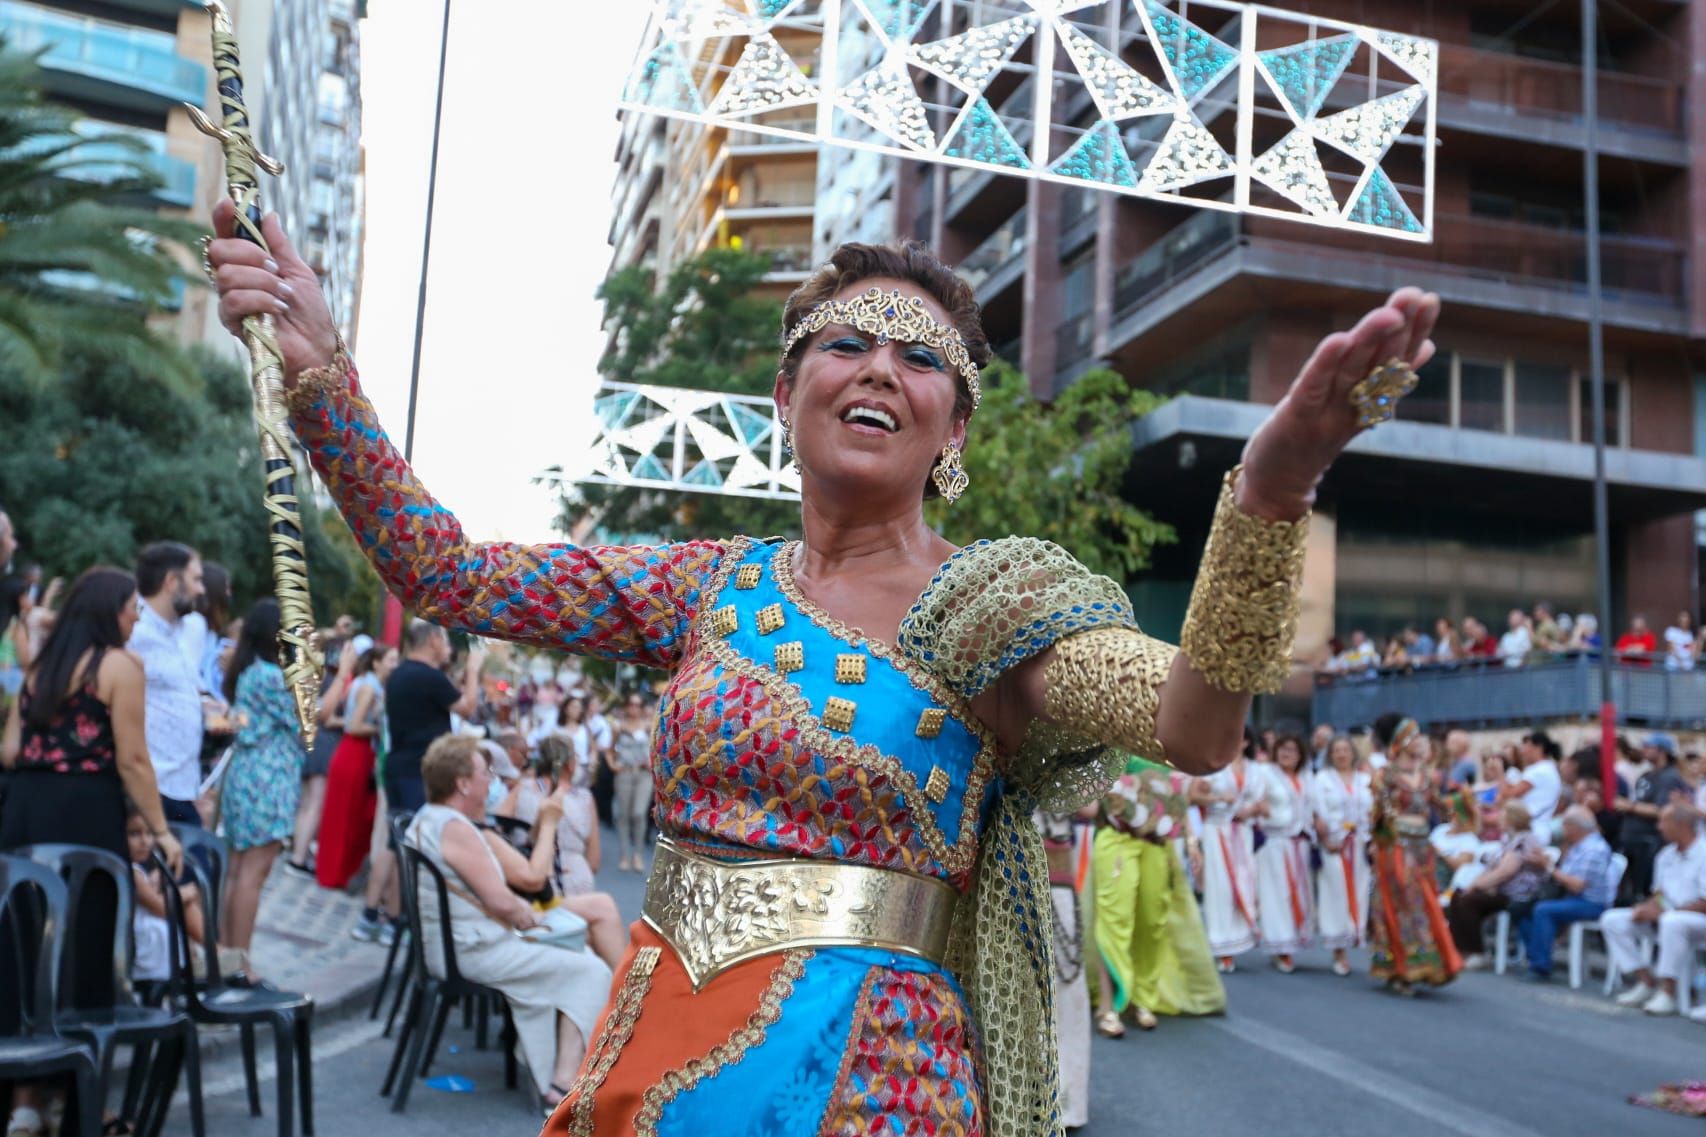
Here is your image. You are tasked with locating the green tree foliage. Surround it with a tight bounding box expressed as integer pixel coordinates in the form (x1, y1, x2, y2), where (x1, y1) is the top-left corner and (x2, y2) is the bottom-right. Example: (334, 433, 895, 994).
(540, 247, 801, 542)
(0, 344, 380, 624)
(928, 363, 1175, 581)
(0, 43, 203, 388)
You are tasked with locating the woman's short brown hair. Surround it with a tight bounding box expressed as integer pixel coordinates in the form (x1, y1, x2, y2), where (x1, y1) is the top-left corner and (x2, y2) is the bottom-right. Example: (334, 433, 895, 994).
(1501, 800, 1533, 832)
(423, 734, 484, 803)
(779, 241, 991, 425)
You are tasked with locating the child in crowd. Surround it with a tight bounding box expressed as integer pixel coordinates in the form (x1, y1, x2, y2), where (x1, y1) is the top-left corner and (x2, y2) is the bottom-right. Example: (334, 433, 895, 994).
(126, 801, 206, 981)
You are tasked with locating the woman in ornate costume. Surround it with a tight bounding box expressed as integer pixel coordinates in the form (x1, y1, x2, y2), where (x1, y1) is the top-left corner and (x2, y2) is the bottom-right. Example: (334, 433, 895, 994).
(1194, 733, 1264, 971)
(208, 200, 1437, 1136)
(1092, 757, 1225, 1037)
(1313, 733, 1372, 976)
(1037, 810, 1092, 1130)
(1368, 717, 1463, 993)
(1254, 733, 1315, 972)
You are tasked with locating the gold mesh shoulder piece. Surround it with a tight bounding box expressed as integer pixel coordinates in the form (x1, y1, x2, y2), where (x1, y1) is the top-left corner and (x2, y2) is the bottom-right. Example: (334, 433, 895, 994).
(898, 537, 1135, 700)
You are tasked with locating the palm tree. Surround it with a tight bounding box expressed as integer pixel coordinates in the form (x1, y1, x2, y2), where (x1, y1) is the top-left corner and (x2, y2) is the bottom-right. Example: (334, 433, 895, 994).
(0, 41, 205, 388)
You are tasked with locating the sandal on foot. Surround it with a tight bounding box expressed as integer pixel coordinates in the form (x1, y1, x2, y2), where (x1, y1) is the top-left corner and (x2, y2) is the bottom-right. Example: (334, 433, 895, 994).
(1094, 1010, 1126, 1039)
(542, 1082, 574, 1117)
(1133, 1006, 1158, 1031)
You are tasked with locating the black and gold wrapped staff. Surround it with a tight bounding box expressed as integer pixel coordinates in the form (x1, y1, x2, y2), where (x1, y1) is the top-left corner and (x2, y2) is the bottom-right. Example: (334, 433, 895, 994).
(185, 2, 322, 745)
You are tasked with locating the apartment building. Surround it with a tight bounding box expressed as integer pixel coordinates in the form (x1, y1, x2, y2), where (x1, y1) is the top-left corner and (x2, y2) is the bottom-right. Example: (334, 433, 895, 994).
(818, 1, 1706, 698)
(1, 0, 364, 347)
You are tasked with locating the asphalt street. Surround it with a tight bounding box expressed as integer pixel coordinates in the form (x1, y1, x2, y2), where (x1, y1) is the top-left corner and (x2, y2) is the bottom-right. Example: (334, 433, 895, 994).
(166, 851, 1705, 1137)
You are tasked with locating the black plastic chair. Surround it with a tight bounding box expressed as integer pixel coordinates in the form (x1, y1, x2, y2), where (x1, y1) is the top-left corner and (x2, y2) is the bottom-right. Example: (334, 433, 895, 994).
(18, 845, 204, 1137)
(168, 825, 228, 930)
(156, 850, 315, 1137)
(368, 811, 415, 1033)
(381, 842, 517, 1113)
(0, 855, 101, 1137)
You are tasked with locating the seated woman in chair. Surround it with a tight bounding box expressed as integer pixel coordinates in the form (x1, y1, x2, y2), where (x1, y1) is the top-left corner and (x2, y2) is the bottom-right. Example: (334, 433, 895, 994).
(408, 735, 613, 1112)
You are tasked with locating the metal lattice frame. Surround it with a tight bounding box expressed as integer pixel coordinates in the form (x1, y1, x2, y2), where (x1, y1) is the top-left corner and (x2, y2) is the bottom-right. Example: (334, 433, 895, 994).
(620, 0, 1438, 241)
(585, 381, 802, 500)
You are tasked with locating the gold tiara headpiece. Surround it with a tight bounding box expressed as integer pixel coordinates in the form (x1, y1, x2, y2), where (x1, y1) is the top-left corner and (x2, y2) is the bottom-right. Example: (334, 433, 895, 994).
(784, 287, 982, 411)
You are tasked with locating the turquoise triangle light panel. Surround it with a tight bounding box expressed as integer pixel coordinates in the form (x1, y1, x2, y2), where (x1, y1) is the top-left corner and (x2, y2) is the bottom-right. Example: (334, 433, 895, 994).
(1051, 121, 1138, 189)
(1257, 33, 1358, 121)
(631, 454, 671, 482)
(861, 0, 932, 42)
(619, 1, 1438, 242)
(726, 401, 775, 448)
(625, 41, 703, 114)
(594, 390, 640, 430)
(684, 459, 726, 487)
(1145, 0, 1239, 103)
(1347, 167, 1422, 233)
(944, 98, 1030, 169)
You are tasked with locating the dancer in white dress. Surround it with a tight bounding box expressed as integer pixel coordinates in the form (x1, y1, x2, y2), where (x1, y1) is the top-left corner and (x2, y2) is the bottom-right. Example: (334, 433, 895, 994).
(1312, 734, 1373, 976)
(1255, 735, 1315, 970)
(1038, 811, 1092, 1130)
(1193, 735, 1263, 971)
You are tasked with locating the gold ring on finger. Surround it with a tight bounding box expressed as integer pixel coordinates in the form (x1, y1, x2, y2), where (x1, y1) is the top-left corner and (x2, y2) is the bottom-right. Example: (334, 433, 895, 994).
(1349, 357, 1419, 429)
(199, 235, 217, 283)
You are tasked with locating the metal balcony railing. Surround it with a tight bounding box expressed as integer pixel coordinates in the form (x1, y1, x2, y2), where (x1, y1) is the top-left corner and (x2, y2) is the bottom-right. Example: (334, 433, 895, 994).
(1, 1, 207, 108)
(1313, 655, 1706, 731)
(8, 126, 196, 207)
(1113, 210, 1241, 319)
(958, 206, 1027, 294)
(1440, 45, 1685, 135)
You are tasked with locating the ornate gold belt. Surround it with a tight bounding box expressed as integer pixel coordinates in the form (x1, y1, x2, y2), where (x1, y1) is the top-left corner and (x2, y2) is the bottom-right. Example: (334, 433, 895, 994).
(641, 838, 958, 990)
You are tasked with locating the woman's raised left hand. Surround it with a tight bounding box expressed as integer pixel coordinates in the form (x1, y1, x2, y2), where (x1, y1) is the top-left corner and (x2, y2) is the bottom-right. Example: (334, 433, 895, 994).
(1238, 287, 1440, 520)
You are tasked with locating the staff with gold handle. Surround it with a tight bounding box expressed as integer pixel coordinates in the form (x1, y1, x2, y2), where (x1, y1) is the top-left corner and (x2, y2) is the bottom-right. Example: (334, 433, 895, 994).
(186, 2, 322, 746)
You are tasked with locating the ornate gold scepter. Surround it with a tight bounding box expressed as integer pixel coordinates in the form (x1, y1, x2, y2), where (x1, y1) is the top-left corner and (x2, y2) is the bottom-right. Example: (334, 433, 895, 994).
(185, 2, 323, 747)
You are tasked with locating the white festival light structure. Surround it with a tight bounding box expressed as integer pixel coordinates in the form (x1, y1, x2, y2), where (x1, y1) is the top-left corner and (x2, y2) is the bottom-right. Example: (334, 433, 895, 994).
(591, 0, 1438, 500)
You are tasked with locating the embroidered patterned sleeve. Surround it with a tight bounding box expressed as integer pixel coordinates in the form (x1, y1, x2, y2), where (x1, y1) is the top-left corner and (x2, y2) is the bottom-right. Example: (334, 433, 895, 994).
(284, 353, 723, 668)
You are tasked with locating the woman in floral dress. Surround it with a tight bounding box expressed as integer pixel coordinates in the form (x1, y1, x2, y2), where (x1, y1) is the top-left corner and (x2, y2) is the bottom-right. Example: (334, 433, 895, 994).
(220, 598, 305, 975)
(1368, 717, 1462, 993)
(208, 196, 1438, 1137)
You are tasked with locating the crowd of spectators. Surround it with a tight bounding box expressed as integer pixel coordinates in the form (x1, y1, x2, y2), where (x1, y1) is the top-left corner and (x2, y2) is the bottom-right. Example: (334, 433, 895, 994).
(1292, 711, 1706, 1020)
(1318, 603, 1706, 679)
(0, 500, 643, 1118)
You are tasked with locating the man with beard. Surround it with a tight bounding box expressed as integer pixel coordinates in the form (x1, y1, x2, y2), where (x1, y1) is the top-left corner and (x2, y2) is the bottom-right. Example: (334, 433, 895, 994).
(128, 541, 208, 825)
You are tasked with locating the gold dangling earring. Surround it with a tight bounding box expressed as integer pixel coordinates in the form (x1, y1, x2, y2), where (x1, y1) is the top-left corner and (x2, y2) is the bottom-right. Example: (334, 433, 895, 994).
(931, 444, 969, 504)
(781, 418, 800, 474)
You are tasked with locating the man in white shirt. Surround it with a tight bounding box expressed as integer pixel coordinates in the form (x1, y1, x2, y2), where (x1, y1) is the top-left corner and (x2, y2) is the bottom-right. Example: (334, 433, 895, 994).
(1505, 730, 1563, 830)
(1606, 804, 1706, 1016)
(127, 542, 207, 825)
(1498, 608, 1532, 668)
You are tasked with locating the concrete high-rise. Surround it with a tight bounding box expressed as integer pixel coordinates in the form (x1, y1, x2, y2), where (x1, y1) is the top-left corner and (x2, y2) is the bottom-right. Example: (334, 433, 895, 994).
(2, 0, 365, 349)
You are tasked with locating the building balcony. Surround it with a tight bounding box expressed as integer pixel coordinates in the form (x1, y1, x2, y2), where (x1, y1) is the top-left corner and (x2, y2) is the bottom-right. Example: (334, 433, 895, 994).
(1121, 395, 1706, 536)
(958, 205, 1026, 305)
(1313, 656, 1706, 731)
(85, 0, 198, 17)
(727, 119, 817, 153)
(1108, 209, 1689, 360)
(1435, 45, 1686, 164)
(13, 126, 196, 208)
(2, 1, 208, 113)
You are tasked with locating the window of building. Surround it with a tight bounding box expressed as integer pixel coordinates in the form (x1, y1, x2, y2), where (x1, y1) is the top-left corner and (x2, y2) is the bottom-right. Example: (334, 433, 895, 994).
(1405, 356, 1451, 425)
(1458, 358, 1507, 432)
(1576, 376, 1625, 448)
(1514, 361, 1573, 440)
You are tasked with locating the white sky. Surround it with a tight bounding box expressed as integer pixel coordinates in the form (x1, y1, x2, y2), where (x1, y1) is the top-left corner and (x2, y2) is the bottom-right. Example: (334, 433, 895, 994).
(351, 1, 650, 541)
